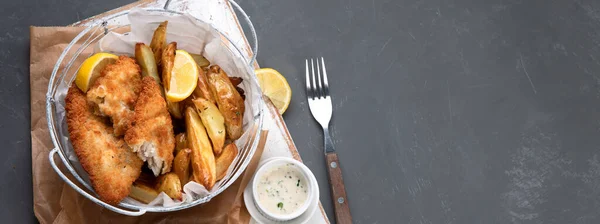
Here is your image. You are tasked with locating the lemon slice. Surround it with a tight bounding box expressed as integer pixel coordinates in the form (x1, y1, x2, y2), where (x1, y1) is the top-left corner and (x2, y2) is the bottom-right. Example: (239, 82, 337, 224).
(166, 50, 199, 102)
(255, 68, 292, 114)
(75, 52, 118, 92)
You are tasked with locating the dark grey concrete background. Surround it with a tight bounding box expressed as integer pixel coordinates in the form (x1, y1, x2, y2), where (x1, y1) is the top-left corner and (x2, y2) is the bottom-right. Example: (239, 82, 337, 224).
(4, 0, 600, 223)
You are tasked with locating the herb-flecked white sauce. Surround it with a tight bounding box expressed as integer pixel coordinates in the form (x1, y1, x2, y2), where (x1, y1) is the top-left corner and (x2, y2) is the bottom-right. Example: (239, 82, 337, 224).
(256, 163, 309, 214)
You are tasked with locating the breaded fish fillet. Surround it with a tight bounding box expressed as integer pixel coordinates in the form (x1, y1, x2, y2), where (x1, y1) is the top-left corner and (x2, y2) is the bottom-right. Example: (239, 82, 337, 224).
(65, 86, 143, 205)
(87, 56, 142, 136)
(125, 76, 176, 176)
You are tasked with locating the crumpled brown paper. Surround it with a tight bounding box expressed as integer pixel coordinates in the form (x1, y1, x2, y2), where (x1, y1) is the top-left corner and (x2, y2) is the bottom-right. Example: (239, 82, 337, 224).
(30, 26, 267, 224)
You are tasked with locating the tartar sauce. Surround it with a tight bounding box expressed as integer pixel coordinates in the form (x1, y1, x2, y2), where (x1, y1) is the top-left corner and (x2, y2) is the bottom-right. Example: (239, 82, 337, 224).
(256, 163, 309, 214)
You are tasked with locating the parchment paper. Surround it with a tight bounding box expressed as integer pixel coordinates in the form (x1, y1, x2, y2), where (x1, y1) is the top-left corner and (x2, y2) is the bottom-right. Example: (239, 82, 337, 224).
(31, 24, 267, 223)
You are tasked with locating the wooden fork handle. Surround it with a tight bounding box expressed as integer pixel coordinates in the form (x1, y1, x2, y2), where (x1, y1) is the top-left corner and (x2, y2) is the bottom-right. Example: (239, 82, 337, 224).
(326, 152, 353, 224)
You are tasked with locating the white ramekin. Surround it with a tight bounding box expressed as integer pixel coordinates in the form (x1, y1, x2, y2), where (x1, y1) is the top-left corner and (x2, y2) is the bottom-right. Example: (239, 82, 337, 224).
(252, 157, 316, 221)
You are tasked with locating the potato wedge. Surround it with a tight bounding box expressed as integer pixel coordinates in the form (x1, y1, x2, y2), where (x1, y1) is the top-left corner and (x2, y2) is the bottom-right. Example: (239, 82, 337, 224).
(137, 41, 181, 119)
(229, 77, 243, 86)
(174, 133, 187, 154)
(192, 68, 216, 104)
(150, 21, 168, 65)
(161, 42, 182, 118)
(192, 98, 225, 155)
(161, 42, 177, 91)
(185, 107, 216, 190)
(135, 43, 184, 120)
(228, 77, 245, 99)
(130, 181, 160, 204)
(216, 143, 238, 181)
(235, 86, 246, 100)
(173, 148, 192, 185)
(181, 96, 196, 108)
(156, 173, 182, 200)
(135, 43, 160, 84)
(207, 65, 245, 140)
(137, 171, 158, 183)
(190, 53, 211, 68)
(167, 100, 183, 119)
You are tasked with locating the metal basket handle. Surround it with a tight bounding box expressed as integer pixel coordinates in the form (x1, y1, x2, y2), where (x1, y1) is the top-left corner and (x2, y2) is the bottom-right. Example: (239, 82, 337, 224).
(49, 148, 147, 216)
(226, 0, 259, 66)
(164, 0, 258, 66)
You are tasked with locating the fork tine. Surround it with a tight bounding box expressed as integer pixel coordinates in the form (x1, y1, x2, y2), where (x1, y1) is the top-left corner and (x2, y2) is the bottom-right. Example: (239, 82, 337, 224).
(316, 58, 323, 98)
(305, 59, 312, 98)
(311, 58, 318, 98)
(321, 57, 330, 96)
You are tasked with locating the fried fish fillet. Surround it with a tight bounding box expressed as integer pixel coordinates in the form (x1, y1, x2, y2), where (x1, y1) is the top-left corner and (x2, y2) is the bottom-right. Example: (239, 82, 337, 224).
(125, 76, 176, 176)
(65, 86, 143, 205)
(87, 56, 142, 136)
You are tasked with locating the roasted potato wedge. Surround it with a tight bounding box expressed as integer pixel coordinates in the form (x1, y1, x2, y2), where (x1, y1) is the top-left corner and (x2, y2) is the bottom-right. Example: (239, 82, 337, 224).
(161, 42, 176, 91)
(135, 44, 183, 121)
(231, 78, 245, 99)
(150, 21, 168, 65)
(181, 96, 196, 109)
(190, 53, 211, 68)
(161, 42, 182, 118)
(156, 173, 182, 200)
(229, 77, 243, 86)
(192, 98, 225, 155)
(216, 143, 238, 181)
(130, 181, 160, 204)
(228, 76, 244, 99)
(235, 86, 246, 100)
(166, 100, 183, 119)
(174, 148, 192, 185)
(174, 133, 187, 154)
(207, 65, 245, 140)
(136, 171, 158, 184)
(185, 107, 216, 190)
(192, 68, 216, 104)
(135, 43, 161, 83)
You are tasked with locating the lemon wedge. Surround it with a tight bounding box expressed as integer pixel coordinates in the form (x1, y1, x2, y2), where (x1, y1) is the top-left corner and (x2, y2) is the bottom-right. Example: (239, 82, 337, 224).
(75, 52, 118, 92)
(166, 50, 199, 102)
(255, 68, 292, 114)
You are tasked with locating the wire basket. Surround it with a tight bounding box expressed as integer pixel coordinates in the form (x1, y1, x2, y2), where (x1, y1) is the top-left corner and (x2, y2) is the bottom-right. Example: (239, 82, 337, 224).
(46, 0, 263, 216)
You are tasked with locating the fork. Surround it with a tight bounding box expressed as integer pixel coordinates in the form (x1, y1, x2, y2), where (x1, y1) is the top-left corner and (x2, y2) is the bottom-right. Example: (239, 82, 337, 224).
(306, 58, 353, 224)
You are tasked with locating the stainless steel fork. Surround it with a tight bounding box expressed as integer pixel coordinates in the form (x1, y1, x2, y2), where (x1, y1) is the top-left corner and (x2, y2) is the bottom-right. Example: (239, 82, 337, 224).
(306, 58, 353, 224)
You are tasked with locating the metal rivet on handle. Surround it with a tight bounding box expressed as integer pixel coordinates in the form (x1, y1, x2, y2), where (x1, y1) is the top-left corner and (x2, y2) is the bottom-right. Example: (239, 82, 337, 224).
(338, 197, 344, 204)
(330, 162, 337, 168)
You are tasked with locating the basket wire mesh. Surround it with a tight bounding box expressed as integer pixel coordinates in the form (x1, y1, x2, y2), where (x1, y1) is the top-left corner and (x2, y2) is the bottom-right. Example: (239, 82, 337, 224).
(46, 0, 263, 216)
